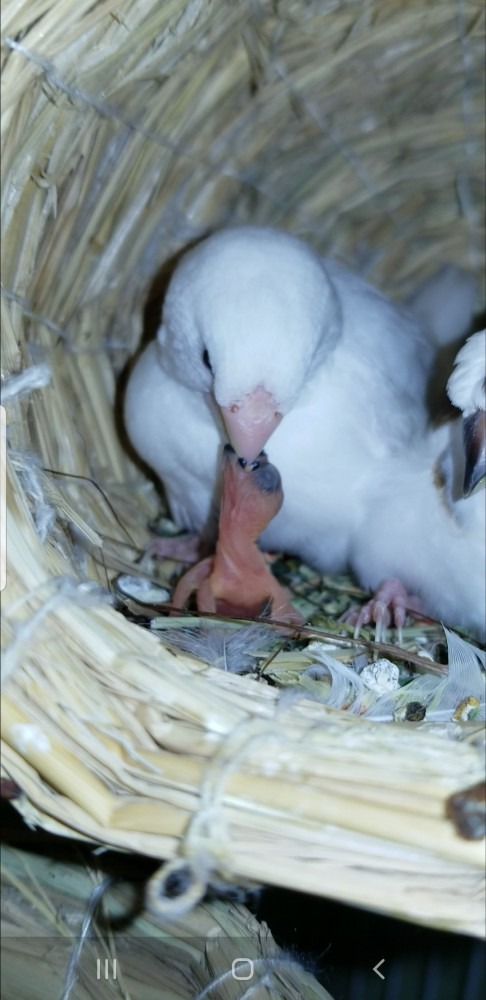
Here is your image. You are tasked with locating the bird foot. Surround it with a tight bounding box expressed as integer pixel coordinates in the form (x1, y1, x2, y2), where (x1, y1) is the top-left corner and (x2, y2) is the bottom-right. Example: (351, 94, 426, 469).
(146, 533, 201, 563)
(342, 578, 425, 645)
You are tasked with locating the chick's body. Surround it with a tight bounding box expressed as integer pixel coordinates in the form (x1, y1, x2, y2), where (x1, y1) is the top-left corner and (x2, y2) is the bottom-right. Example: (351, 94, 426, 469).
(172, 446, 301, 623)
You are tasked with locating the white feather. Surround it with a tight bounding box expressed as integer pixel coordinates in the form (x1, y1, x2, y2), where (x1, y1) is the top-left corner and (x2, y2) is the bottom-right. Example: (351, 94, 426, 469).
(430, 626, 485, 719)
(304, 627, 484, 721)
(152, 622, 275, 673)
(304, 641, 366, 711)
(365, 626, 485, 722)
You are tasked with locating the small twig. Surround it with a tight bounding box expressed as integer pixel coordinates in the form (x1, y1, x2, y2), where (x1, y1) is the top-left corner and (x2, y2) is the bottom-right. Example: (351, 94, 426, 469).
(145, 603, 448, 673)
(255, 637, 289, 678)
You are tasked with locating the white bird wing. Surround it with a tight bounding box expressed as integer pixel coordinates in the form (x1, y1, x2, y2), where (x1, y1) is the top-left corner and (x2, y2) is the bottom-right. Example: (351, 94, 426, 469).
(124, 342, 220, 532)
(325, 259, 434, 441)
(257, 261, 435, 570)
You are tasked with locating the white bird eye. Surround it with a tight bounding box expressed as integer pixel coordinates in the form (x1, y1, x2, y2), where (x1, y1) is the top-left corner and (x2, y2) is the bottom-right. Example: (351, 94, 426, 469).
(202, 349, 213, 373)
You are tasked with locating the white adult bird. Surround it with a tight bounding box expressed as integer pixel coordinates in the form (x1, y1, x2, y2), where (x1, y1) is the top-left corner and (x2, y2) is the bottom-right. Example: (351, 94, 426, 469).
(125, 225, 464, 572)
(348, 330, 486, 641)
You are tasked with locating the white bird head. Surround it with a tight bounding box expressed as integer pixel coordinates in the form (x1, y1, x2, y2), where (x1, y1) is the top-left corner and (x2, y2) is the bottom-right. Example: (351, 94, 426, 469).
(157, 226, 341, 461)
(447, 329, 486, 496)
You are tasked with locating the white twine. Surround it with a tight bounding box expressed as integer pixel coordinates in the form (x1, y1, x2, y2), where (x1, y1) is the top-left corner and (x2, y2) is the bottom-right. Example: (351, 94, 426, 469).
(9, 450, 56, 544)
(145, 711, 302, 924)
(1, 363, 52, 404)
(2, 287, 128, 353)
(145, 856, 210, 922)
(2, 286, 67, 339)
(2, 363, 56, 543)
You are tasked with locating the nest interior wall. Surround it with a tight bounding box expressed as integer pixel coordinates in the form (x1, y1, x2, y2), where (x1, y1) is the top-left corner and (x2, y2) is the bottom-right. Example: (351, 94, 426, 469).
(3, 1, 485, 379)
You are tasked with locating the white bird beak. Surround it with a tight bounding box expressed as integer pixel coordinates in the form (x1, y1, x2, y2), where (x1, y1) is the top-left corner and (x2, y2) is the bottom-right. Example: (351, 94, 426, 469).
(220, 386, 282, 462)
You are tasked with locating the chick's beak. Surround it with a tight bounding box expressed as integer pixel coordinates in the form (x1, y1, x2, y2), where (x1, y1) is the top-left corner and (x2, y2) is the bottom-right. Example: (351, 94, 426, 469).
(463, 410, 486, 496)
(220, 386, 282, 462)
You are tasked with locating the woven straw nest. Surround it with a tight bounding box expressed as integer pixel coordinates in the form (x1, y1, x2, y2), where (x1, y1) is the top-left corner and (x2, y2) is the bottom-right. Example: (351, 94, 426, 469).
(2, 842, 335, 1000)
(1, 0, 485, 940)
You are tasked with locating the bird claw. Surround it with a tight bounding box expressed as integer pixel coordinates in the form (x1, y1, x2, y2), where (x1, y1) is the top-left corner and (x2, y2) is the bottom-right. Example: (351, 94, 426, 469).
(343, 578, 424, 645)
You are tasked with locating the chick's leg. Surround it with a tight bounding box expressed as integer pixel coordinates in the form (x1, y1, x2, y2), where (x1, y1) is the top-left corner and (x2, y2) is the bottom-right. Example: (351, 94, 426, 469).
(172, 557, 214, 610)
(343, 578, 425, 645)
(266, 578, 304, 626)
(196, 577, 218, 614)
